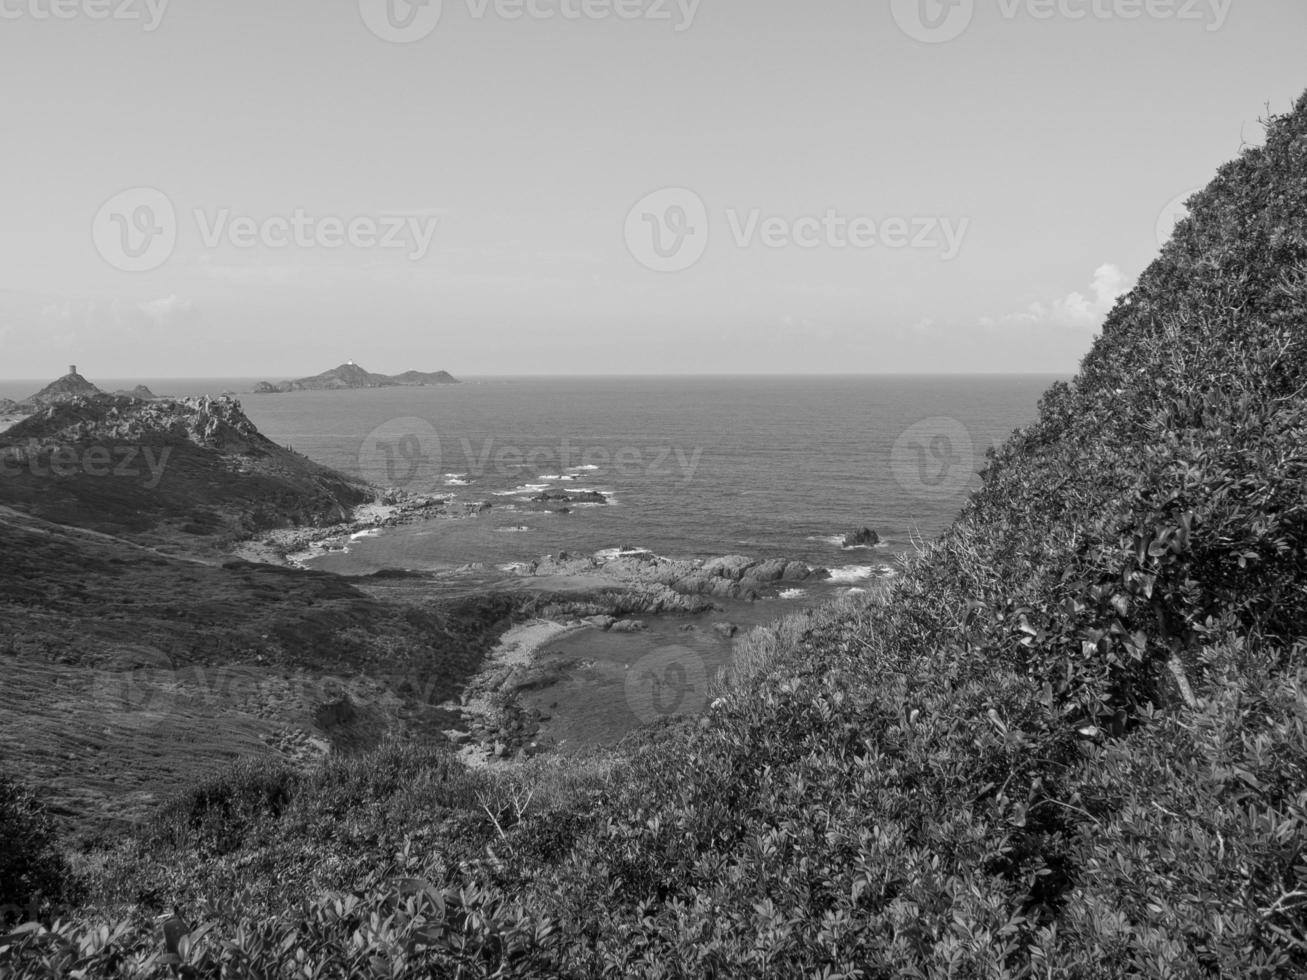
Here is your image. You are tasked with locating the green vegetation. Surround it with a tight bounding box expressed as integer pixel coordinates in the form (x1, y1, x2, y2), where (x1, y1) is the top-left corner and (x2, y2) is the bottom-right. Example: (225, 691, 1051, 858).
(3, 93, 1306, 976)
(0, 778, 78, 927)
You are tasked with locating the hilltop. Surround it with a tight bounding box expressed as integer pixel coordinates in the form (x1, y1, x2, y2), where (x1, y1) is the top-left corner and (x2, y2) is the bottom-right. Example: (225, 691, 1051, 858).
(0, 394, 372, 552)
(3, 93, 1307, 976)
(254, 362, 460, 393)
(4, 366, 103, 414)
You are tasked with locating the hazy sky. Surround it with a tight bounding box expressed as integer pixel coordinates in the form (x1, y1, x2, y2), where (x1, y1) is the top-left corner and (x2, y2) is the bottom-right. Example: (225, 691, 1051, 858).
(0, 0, 1304, 378)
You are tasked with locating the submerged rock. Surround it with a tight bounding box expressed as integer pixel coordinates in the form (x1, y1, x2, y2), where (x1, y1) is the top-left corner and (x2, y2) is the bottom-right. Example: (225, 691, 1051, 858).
(843, 527, 881, 548)
(609, 619, 647, 634)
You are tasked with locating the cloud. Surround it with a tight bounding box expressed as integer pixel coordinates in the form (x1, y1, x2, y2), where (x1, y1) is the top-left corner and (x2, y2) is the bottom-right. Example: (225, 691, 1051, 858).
(139, 295, 195, 322)
(986, 264, 1133, 331)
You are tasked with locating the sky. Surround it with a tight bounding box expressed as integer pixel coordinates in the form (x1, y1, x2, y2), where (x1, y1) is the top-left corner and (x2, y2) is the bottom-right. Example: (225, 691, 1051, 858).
(0, 0, 1304, 379)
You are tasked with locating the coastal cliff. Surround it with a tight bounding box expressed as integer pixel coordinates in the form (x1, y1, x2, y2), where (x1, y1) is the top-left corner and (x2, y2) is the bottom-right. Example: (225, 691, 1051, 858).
(0, 393, 372, 549)
(254, 361, 460, 393)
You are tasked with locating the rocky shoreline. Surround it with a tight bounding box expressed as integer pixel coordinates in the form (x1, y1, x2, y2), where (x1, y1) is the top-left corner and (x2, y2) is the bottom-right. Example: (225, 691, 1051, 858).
(442, 620, 585, 768)
(227, 504, 877, 769)
(427, 550, 857, 767)
(227, 490, 465, 567)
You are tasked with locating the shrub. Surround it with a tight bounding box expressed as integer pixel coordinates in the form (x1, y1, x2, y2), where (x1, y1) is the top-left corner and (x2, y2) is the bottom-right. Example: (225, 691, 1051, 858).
(0, 777, 77, 925)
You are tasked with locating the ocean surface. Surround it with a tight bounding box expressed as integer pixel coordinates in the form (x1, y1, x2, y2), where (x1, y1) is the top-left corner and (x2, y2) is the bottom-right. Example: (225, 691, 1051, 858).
(1, 375, 1059, 579)
(3, 374, 1061, 750)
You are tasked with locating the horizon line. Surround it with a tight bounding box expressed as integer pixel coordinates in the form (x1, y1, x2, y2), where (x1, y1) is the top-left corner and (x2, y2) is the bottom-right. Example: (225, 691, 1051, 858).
(0, 370, 1072, 383)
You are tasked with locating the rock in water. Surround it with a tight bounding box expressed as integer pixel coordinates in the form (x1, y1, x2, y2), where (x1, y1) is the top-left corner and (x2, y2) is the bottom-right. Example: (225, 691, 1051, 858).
(843, 527, 880, 548)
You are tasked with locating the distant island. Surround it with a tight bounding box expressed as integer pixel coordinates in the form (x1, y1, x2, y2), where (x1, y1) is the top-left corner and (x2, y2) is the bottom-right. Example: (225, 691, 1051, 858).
(254, 361, 460, 393)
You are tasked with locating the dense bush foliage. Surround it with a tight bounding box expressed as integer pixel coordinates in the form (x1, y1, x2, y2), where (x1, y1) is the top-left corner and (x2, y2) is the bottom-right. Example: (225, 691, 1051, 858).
(4, 93, 1307, 977)
(0, 777, 78, 927)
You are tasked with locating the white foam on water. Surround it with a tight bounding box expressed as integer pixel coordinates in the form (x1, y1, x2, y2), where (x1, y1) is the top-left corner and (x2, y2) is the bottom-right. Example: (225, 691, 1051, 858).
(826, 565, 876, 584)
(779, 588, 808, 599)
(595, 546, 655, 561)
(492, 483, 550, 497)
(495, 526, 532, 534)
(807, 533, 889, 551)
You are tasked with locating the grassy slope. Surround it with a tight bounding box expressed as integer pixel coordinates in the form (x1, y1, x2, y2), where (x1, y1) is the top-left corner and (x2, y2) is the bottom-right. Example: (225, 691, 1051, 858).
(4, 96, 1307, 976)
(0, 507, 518, 833)
(0, 396, 519, 838)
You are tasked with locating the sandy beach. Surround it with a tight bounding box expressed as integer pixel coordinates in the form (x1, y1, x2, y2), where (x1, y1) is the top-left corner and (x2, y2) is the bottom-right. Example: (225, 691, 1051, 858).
(448, 619, 587, 769)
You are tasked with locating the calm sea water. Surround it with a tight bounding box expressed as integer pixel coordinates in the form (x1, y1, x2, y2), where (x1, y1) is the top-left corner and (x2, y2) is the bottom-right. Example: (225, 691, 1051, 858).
(2, 375, 1059, 577)
(3, 373, 1060, 750)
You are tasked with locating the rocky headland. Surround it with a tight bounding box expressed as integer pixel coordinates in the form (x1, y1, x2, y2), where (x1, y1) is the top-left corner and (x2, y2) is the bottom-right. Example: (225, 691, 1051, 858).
(0, 393, 373, 553)
(254, 361, 460, 393)
(512, 548, 830, 601)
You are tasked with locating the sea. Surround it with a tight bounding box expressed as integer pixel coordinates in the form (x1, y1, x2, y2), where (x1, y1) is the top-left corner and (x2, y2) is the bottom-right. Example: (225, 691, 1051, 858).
(2, 374, 1061, 750)
(1, 375, 1059, 578)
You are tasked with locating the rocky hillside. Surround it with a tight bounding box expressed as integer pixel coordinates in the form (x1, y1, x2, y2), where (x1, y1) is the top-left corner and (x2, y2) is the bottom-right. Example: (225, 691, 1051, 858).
(0, 393, 516, 836)
(16, 368, 102, 409)
(111, 385, 157, 400)
(0, 504, 518, 834)
(0, 394, 371, 551)
(255, 362, 460, 392)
